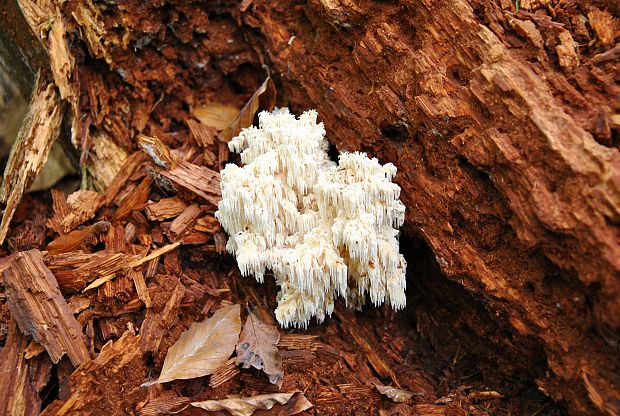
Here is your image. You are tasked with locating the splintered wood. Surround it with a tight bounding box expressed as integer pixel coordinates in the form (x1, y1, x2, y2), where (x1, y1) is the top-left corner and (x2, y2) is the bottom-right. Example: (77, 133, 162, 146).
(0, 319, 41, 416)
(3, 250, 90, 366)
(0, 73, 64, 244)
(138, 134, 221, 206)
(42, 330, 145, 415)
(145, 197, 188, 221)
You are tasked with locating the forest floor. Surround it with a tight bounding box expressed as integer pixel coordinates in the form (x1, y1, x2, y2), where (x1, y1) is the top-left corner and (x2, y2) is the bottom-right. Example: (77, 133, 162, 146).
(2, 0, 618, 414)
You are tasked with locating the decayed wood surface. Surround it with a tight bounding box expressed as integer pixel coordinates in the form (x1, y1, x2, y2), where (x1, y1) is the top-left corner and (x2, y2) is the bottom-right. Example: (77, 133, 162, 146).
(247, 1, 620, 414)
(4, 249, 90, 366)
(0, 0, 617, 415)
(0, 73, 63, 244)
(0, 319, 41, 416)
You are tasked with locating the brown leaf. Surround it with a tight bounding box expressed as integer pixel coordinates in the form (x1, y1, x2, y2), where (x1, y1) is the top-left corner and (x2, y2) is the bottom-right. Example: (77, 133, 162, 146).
(373, 383, 415, 403)
(46, 221, 110, 254)
(236, 311, 283, 387)
(194, 103, 240, 131)
(218, 77, 276, 143)
(191, 391, 312, 416)
(144, 304, 241, 385)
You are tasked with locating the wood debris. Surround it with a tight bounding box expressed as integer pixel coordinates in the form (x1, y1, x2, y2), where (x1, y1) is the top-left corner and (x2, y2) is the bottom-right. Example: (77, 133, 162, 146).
(138, 390, 190, 416)
(168, 203, 203, 240)
(42, 329, 145, 415)
(3, 250, 90, 366)
(0, 319, 41, 416)
(139, 275, 184, 353)
(209, 357, 241, 388)
(0, 0, 603, 413)
(0, 73, 64, 244)
(145, 197, 188, 221)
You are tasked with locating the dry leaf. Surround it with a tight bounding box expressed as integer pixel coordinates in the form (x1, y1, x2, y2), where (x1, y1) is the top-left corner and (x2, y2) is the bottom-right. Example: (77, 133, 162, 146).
(218, 77, 276, 142)
(191, 391, 312, 416)
(194, 103, 240, 130)
(374, 383, 415, 403)
(143, 304, 241, 385)
(236, 311, 283, 387)
(46, 221, 110, 254)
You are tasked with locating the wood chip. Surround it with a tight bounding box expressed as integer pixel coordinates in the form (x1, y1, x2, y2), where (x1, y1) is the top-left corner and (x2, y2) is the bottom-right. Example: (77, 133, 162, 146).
(103, 152, 145, 206)
(128, 241, 181, 269)
(159, 160, 221, 206)
(278, 334, 321, 351)
(47, 189, 73, 234)
(209, 357, 240, 388)
(44, 329, 142, 415)
(340, 312, 400, 387)
(0, 73, 64, 244)
(169, 204, 203, 239)
(588, 8, 617, 45)
(138, 134, 178, 169)
(139, 391, 190, 416)
(139, 276, 184, 354)
(45, 250, 138, 292)
(188, 117, 218, 147)
(62, 190, 103, 232)
(145, 197, 188, 221)
(113, 176, 151, 220)
(3, 249, 90, 366)
(0, 319, 41, 416)
(131, 269, 152, 308)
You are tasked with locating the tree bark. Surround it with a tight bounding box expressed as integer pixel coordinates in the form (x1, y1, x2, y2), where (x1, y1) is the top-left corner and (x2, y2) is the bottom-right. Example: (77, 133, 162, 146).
(245, 1, 620, 414)
(1, 0, 618, 414)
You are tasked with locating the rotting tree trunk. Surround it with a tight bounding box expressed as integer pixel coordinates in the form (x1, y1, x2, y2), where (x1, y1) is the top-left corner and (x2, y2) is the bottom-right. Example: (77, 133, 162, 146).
(0, 0, 618, 415)
(245, 1, 620, 414)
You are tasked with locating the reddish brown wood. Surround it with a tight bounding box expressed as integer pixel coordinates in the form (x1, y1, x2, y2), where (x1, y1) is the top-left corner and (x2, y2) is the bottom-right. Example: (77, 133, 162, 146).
(3, 250, 90, 366)
(0, 319, 41, 416)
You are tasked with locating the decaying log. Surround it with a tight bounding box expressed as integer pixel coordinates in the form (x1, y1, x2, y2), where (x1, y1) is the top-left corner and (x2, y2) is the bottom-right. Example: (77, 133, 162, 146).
(3, 249, 90, 366)
(248, 1, 620, 413)
(0, 0, 617, 414)
(0, 73, 63, 244)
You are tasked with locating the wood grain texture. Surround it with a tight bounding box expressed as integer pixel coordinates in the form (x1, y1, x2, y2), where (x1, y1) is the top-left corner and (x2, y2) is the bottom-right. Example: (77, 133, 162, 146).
(248, 1, 620, 413)
(0, 73, 63, 244)
(0, 318, 41, 416)
(3, 249, 90, 366)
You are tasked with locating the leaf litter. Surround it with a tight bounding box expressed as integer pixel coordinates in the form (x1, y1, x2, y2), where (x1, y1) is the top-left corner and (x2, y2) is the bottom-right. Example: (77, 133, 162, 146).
(191, 391, 312, 416)
(236, 310, 283, 387)
(142, 304, 241, 385)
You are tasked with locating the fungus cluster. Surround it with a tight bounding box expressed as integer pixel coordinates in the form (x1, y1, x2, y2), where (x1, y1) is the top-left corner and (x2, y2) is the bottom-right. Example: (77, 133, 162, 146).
(216, 109, 407, 328)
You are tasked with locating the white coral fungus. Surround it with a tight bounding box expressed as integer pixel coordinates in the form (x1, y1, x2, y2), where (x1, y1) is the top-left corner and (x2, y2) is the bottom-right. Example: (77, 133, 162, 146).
(216, 109, 407, 328)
